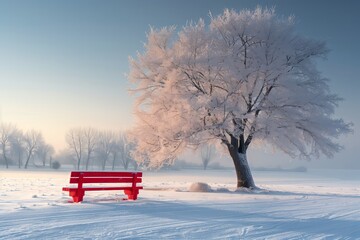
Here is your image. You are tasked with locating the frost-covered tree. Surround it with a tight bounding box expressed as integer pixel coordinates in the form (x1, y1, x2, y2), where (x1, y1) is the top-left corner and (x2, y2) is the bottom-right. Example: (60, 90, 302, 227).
(129, 8, 352, 188)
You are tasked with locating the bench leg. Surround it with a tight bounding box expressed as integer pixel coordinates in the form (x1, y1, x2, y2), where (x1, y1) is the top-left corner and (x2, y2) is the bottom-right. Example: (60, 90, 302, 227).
(124, 189, 139, 200)
(69, 190, 85, 203)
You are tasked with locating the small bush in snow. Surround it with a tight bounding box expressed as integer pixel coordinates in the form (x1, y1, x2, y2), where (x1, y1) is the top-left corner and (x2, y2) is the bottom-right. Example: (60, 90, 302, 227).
(189, 182, 212, 192)
(51, 161, 61, 170)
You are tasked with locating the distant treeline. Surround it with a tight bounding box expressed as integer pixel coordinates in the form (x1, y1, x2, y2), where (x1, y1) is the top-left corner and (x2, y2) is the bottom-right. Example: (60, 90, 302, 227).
(0, 123, 137, 170)
(1, 123, 229, 171)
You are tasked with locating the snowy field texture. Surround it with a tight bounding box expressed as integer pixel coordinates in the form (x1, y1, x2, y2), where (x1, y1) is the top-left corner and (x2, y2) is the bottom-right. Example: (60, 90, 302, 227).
(1, 169, 360, 239)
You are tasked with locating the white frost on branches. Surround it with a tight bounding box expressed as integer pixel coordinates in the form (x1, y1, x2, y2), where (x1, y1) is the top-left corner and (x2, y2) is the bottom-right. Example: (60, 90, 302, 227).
(129, 7, 352, 168)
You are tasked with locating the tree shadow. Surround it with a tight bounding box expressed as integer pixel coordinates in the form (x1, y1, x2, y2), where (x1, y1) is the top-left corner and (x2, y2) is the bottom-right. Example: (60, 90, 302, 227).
(232, 187, 360, 199)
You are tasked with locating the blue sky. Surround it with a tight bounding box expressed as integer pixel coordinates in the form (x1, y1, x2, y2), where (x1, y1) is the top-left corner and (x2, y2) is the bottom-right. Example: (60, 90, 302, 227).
(0, 0, 359, 168)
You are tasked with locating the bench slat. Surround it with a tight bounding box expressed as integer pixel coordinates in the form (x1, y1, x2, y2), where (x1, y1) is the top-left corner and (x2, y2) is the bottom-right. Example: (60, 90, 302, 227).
(63, 186, 143, 191)
(70, 171, 142, 178)
(69, 177, 142, 184)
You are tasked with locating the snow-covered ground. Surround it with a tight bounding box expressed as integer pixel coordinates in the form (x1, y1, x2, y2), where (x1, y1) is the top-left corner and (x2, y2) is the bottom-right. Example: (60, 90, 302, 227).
(1, 168, 359, 239)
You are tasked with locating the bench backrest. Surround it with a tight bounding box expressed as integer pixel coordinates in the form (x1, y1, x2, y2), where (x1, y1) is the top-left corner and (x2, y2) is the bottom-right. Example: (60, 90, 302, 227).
(69, 171, 142, 187)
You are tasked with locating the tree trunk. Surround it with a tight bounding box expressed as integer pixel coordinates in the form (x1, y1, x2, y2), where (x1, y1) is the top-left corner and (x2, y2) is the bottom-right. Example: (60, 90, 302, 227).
(102, 157, 107, 170)
(18, 152, 22, 169)
(227, 145, 255, 189)
(4, 156, 9, 168)
(124, 158, 129, 170)
(2, 145, 9, 168)
(77, 158, 81, 170)
(203, 159, 209, 170)
(3, 155, 9, 169)
(24, 155, 31, 169)
(111, 153, 116, 170)
(85, 156, 90, 170)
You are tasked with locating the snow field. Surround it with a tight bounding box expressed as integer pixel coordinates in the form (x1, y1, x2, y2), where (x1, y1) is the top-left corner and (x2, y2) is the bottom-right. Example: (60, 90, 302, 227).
(0, 169, 359, 239)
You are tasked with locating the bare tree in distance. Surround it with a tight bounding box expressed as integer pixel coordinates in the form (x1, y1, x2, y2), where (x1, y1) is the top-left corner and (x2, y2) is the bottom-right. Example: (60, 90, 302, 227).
(10, 128, 25, 168)
(66, 128, 84, 170)
(0, 123, 17, 168)
(24, 130, 44, 169)
(0, 124, 54, 169)
(119, 132, 134, 170)
(97, 130, 115, 170)
(129, 8, 352, 188)
(83, 127, 98, 170)
(109, 137, 121, 170)
(131, 160, 139, 171)
(36, 143, 55, 167)
(201, 145, 215, 170)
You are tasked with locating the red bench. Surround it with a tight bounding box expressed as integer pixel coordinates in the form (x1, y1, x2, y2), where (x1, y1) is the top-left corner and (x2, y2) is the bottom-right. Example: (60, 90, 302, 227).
(62, 171, 143, 203)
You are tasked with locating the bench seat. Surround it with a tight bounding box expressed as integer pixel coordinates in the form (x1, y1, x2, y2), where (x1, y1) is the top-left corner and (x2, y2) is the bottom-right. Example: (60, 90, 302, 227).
(62, 186, 143, 191)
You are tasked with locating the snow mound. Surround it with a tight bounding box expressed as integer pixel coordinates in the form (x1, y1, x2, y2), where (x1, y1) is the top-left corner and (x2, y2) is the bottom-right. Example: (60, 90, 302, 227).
(189, 182, 213, 192)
